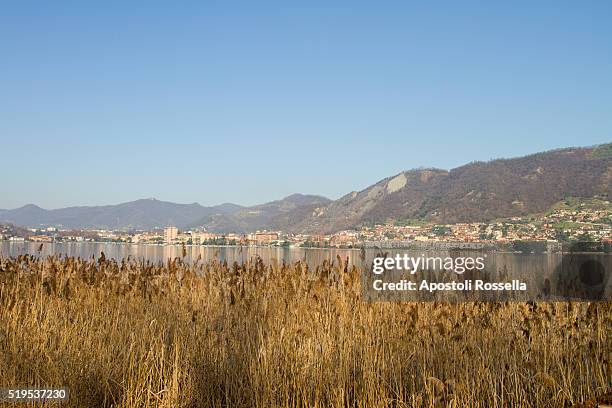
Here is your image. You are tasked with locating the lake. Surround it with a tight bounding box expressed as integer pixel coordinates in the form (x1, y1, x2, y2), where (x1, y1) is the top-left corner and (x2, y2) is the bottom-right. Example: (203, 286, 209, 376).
(2, 241, 610, 300)
(0, 240, 607, 270)
(0, 241, 361, 267)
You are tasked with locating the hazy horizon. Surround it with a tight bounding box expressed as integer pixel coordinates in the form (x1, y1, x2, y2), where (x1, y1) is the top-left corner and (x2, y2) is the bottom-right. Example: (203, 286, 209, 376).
(2, 2, 611, 209)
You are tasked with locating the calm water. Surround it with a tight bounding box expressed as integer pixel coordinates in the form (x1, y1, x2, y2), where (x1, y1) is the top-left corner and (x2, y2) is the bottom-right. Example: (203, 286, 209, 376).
(1, 241, 609, 274)
(0, 241, 610, 274)
(0, 241, 361, 267)
(3, 241, 609, 300)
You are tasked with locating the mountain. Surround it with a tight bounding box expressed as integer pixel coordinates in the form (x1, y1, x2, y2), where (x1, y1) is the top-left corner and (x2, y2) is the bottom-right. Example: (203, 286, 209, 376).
(0, 195, 330, 232)
(284, 144, 611, 233)
(190, 194, 332, 233)
(1, 144, 609, 233)
(0, 199, 244, 230)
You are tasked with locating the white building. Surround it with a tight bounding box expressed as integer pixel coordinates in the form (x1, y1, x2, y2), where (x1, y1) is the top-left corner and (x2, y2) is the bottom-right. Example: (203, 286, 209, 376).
(164, 226, 178, 243)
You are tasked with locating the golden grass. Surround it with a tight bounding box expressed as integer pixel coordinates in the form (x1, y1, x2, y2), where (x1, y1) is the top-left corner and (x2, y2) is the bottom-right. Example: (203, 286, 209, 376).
(0, 254, 610, 407)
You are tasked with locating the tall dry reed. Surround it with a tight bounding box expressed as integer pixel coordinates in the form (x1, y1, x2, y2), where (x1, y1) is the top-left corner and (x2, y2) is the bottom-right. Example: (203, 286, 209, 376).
(0, 254, 609, 407)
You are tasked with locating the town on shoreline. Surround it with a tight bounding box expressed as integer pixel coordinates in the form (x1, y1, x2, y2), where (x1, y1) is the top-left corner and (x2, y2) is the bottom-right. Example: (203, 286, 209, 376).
(2, 198, 610, 253)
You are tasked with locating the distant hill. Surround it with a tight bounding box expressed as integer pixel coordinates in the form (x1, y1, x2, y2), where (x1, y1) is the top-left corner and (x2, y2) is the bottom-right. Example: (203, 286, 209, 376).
(189, 194, 332, 233)
(0, 199, 243, 230)
(283, 144, 611, 233)
(0, 194, 330, 232)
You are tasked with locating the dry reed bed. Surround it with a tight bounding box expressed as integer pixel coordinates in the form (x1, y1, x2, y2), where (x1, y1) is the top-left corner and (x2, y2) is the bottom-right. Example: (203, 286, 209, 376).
(0, 254, 609, 407)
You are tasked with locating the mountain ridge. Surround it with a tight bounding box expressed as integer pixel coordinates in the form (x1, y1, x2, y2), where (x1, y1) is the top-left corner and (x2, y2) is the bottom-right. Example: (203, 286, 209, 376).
(282, 144, 611, 233)
(0, 194, 329, 231)
(0, 198, 242, 230)
(1, 144, 610, 233)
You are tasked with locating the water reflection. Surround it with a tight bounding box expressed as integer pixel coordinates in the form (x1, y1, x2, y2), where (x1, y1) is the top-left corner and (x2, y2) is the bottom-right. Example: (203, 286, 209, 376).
(0, 242, 360, 268)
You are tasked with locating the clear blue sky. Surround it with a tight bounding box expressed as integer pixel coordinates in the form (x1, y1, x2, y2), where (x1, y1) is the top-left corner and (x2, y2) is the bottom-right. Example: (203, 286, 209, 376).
(1, 1, 611, 209)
